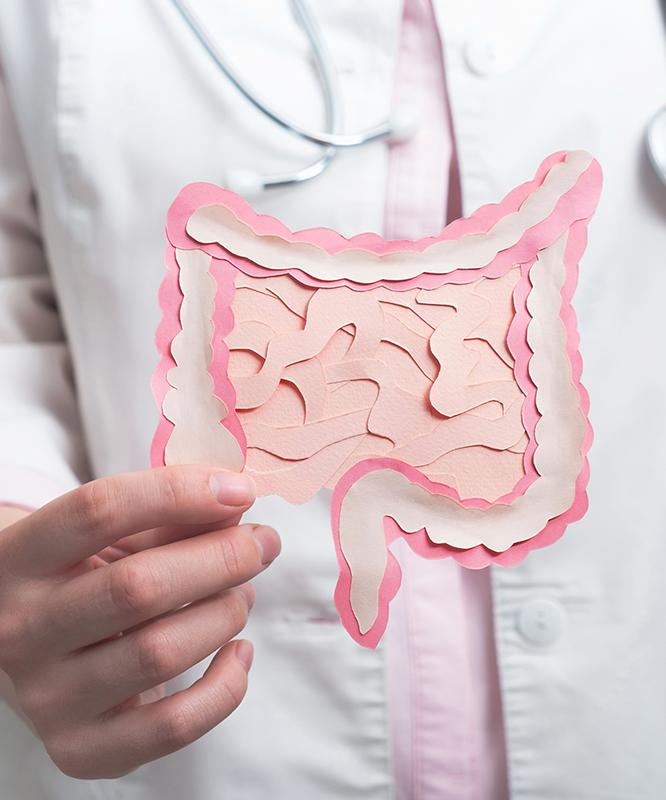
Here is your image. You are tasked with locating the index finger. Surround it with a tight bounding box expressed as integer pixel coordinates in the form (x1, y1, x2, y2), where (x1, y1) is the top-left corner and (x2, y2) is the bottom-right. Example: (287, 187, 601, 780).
(5, 466, 255, 576)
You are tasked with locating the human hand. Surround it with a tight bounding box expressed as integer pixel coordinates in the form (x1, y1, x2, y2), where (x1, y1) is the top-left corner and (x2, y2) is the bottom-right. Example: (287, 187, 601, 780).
(0, 465, 280, 778)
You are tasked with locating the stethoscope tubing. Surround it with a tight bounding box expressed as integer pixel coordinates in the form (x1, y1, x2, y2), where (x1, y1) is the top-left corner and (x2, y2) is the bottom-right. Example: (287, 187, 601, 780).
(168, 0, 393, 149)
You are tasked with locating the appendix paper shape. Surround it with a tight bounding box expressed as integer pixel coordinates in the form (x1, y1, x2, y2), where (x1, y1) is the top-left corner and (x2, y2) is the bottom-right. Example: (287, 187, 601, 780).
(151, 150, 601, 648)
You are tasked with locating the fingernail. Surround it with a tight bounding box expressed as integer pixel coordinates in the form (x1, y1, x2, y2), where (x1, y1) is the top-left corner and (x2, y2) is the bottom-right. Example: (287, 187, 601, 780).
(251, 525, 281, 566)
(236, 640, 254, 672)
(209, 472, 256, 506)
(238, 582, 255, 610)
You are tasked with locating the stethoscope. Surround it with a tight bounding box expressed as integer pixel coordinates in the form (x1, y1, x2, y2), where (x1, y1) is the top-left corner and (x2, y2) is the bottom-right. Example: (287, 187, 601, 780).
(170, 0, 666, 194)
(168, 0, 417, 197)
(646, 0, 666, 187)
(647, 108, 666, 187)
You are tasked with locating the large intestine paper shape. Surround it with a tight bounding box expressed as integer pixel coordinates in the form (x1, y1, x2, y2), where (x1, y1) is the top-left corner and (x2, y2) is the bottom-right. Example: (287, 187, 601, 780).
(152, 150, 601, 648)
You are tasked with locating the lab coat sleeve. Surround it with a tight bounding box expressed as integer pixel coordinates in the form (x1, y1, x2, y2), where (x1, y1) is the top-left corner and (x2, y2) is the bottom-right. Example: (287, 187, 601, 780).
(0, 71, 89, 510)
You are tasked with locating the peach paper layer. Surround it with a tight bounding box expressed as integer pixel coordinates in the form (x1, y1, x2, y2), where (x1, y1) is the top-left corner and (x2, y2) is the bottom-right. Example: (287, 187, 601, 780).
(151, 150, 601, 648)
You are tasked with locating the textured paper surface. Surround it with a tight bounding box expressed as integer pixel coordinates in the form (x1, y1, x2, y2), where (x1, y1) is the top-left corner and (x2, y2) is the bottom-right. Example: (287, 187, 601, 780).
(152, 150, 602, 648)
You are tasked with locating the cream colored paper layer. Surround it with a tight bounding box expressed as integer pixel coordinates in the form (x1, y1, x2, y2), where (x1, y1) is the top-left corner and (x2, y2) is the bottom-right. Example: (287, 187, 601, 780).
(163, 249, 244, 470)
(187, 151, 592, 284)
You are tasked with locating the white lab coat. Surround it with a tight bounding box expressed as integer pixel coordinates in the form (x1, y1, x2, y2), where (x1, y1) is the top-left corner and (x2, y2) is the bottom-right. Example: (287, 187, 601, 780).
(0, 1, 665, 798)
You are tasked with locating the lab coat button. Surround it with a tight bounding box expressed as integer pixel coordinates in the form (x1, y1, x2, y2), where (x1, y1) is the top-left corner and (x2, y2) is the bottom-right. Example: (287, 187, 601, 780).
(517, 598, 566, 645)
(463, 37, 500, 76)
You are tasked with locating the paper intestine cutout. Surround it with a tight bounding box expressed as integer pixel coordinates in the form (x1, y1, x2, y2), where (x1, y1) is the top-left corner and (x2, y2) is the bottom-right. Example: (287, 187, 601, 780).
(152, 150, 601, 648)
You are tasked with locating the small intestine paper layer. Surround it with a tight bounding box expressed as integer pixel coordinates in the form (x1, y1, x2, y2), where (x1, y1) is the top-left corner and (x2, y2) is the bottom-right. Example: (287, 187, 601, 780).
(228, 268, 527, 504)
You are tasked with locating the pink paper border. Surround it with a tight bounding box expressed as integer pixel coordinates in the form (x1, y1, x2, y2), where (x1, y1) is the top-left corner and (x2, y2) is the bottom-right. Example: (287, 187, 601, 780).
(151, 151, 601, 648)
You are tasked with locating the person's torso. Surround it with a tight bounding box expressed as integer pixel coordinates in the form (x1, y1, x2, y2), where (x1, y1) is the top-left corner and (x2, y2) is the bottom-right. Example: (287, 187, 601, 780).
(1, 1, 665, 798)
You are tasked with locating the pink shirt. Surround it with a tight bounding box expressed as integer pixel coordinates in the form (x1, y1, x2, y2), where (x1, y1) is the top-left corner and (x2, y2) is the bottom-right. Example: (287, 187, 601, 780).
(384, 2, 509, 798)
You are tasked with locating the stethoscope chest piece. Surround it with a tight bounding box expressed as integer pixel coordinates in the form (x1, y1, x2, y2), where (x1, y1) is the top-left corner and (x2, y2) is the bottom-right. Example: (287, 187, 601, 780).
(647, 105, 666, 188)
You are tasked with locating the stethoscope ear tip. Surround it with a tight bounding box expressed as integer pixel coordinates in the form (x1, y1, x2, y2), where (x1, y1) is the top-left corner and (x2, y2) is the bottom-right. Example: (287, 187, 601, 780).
(223, 168, 266, 198)
(387, 105, 420, 144)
